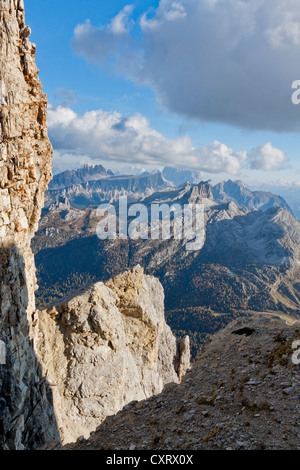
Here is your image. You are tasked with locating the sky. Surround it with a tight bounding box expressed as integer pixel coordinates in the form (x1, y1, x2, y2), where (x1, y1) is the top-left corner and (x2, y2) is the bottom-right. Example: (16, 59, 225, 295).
(25, 0, 300, 195)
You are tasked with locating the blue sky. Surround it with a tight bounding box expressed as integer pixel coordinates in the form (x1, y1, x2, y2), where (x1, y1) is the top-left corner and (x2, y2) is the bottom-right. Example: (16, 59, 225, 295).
(26, 1, 160, 117)
(25, 0, 300, 193)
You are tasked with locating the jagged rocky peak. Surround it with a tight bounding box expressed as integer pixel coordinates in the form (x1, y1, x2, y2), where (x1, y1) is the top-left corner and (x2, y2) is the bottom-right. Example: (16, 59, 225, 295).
(189, 181, 214, 201)
(141, 179, 215, 207)
(0, 0, 58, 449)
(48, 195, 70, 212)
(46, 169, 167, 208)
(49, 164, 114, 190)
(34, 265, 190, 444)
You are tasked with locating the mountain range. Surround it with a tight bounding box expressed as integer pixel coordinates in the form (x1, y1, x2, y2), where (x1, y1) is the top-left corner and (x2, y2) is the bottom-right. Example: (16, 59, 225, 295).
(34, 166, 300, 358)
(49, 164, 114, 189)
(46, 167, 166, 209)
(46, 164, 294, 216)
(3, 1, 300, 451)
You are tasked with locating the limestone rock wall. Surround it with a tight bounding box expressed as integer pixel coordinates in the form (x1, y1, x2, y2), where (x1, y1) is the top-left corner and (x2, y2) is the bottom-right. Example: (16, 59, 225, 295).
(0, 0, 58, 449)
(34, 266, 190, 444)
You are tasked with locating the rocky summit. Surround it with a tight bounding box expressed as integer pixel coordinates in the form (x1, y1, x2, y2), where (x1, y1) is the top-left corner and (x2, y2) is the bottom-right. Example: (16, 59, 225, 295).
(34, 265, 190, 444)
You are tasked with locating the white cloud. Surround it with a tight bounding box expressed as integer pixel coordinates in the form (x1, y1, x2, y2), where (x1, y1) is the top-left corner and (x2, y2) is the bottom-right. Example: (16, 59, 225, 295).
(47, 105, 246, 174)
(72, 0, 300, 132)
(141, 0, 187, 27)
(248, 142, 289, 170)
(71, 5, 135, 65)
(109, 5, 135, 35)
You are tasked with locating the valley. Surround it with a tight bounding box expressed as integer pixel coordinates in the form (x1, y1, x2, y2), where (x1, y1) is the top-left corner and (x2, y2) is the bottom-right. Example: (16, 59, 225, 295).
(33, 166, 300, 359)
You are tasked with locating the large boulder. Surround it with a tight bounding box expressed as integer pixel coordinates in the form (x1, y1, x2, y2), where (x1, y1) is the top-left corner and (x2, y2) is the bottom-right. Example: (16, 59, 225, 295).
(34, 266, 190, 444)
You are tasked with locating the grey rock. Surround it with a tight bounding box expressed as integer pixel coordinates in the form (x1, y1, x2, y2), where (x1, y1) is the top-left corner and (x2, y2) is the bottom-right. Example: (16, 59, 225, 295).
(34, 265, 190, 444)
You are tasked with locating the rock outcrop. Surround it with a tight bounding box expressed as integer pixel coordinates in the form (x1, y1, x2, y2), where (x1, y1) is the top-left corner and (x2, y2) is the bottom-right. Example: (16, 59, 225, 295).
(34, 266, 190, 444)
(0, 0, 58, 449)
(63, 316, 300, 451)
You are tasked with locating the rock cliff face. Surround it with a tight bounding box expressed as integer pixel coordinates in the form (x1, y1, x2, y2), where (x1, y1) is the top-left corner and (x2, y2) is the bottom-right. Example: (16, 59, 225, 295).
(0, 0, 58, 449)
(34, 266, 190, 444)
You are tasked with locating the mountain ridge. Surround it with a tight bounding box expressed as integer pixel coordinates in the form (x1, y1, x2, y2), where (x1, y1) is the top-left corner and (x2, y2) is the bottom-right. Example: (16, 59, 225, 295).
(212, 179, 294, 216)
(49, 164, 114, 190)
(46, 164, 294, 216)
(46, 171, 166, 209)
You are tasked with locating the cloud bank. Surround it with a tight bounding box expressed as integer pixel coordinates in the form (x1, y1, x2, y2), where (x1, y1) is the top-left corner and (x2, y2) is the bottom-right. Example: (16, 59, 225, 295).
(72, 0, 300, 132)
(48, 105, 288, 174)
(248, 142, 289, 170)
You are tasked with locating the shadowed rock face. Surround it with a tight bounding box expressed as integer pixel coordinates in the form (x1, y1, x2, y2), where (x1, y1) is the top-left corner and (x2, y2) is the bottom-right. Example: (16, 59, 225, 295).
(0, 0, 58, 449)
(34, 266, 190, 444)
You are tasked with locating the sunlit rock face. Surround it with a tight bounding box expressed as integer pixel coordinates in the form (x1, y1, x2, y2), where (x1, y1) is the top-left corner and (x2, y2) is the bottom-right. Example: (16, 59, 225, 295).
(35, 266, 190, 444)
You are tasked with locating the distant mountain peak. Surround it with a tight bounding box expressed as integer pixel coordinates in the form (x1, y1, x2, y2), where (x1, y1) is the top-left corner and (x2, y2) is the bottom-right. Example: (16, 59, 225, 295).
(46, 169, 166, 209)
(49, 164, 114, 190)
(212, 179, 294, 216)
